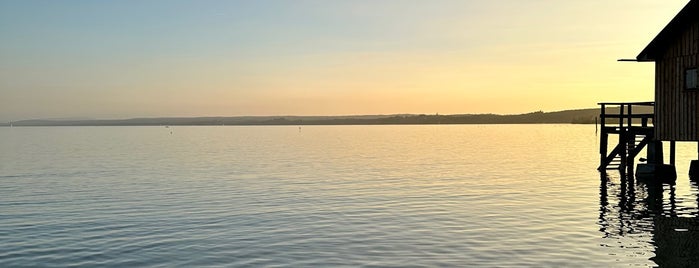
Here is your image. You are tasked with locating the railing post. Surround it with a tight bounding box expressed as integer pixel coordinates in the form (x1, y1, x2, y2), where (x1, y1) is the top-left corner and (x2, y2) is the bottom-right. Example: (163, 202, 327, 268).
(627, 104, 633, 128)
(618, 104, 624, 131)
(600, 104, 606, 130)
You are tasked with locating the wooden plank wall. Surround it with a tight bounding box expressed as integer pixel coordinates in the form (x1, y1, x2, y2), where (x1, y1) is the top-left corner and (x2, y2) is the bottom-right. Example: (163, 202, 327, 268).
(656, 20, 699, 141)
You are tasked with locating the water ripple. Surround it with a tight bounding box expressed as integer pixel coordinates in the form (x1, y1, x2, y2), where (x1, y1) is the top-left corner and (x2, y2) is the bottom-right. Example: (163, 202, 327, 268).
(1, 125, 698, 267)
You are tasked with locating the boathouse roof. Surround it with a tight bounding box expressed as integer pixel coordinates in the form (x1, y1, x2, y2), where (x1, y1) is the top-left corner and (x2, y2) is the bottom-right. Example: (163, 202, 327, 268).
(636, 0, 699, 62)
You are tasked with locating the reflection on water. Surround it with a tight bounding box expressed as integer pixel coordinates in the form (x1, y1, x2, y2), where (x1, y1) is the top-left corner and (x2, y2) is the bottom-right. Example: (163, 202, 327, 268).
(599, 172, 699, 266)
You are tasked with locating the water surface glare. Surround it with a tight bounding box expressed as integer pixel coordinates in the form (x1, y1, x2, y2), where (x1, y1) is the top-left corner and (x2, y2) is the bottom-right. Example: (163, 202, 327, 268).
(2, 125, 699, 267)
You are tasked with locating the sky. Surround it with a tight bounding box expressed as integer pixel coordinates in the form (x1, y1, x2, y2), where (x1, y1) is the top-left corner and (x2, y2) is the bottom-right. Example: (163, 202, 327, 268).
(0, 0, 692, 121)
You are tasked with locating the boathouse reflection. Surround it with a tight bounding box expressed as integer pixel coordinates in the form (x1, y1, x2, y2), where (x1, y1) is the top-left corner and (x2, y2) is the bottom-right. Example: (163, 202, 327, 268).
(599, 173, 699, 266)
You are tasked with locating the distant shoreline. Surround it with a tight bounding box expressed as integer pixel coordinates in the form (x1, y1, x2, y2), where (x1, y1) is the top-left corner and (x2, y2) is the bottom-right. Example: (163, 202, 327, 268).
(1, 122, 594, 127)
(0, 108, 621, 127)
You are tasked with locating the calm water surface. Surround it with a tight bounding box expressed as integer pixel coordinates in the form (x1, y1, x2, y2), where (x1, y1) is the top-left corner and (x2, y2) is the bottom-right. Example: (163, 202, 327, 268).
(2, 125, 699, 267)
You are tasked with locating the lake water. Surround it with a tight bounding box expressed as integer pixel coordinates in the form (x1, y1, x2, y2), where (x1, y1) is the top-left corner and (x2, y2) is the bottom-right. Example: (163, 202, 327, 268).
(2, 125, 699, 267)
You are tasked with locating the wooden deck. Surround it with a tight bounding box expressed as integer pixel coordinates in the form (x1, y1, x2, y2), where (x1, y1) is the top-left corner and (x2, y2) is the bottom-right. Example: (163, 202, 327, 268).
(598, 102, 655, 171)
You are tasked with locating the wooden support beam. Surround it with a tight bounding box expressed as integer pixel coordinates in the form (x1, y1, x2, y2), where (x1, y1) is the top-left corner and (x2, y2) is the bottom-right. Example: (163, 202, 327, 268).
(599, 142, 626, 171)
(629, 136, 652, 159)
(600, 104, 607, 170)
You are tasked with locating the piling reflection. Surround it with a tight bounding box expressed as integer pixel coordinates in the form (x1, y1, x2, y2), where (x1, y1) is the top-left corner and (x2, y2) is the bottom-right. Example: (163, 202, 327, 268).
(599, 172, 699, 266)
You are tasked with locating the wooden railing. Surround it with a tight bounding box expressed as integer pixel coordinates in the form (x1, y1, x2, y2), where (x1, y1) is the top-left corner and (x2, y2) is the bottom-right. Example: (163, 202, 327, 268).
(598, 101, 654, 130)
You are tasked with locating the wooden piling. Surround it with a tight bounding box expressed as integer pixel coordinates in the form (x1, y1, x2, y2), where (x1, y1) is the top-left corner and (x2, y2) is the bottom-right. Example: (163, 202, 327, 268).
(670, 141, 676, 165)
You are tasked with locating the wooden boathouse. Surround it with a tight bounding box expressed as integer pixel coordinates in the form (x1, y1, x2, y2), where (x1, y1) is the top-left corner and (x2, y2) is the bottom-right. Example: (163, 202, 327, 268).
(599, 0, 699, 177)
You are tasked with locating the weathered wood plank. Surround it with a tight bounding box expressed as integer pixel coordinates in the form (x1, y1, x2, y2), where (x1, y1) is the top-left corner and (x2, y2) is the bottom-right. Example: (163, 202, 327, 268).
(655, 20, 699, 141)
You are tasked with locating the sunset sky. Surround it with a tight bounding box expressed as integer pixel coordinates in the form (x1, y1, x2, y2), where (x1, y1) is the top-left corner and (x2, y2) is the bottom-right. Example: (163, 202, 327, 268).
(0, 0, 691, 121)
